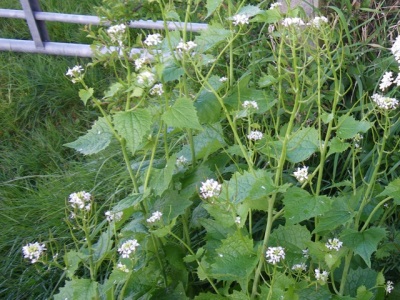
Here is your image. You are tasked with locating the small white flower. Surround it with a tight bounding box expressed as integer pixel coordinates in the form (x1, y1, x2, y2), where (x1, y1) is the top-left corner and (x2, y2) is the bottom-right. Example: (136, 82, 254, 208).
(144, 33, 163, 46)
(293, 166, 309, 184)
(147, 211, 163, 223)
(315, 269, 329, 283)
(325, 238, 343, 251)
(270, 3, 282, 9)
(69, 191, 92, 211)
(107, 24, 126, 46)
(282, 17, 305, 27)
(117, 262, 129, 273)
(242, 100, 259, 110)
(137, 70, 155, 87)
(200, 179, 222, 199)
(219, 76, 228, 82)
(379, 71, 394, 91)
(22, 242, 46, 263)
(308, 16, 328, 28)
(247, 130, 263, 141)
(265, 246, 285, 264)
(232, 14, 250, 26)
(385, 280, 394, 294)
(134, 57, 148, 71)
(394, 73, 400, 86)
(176, 155, 188, 167)
(353, 133, 363, 149)
(149, 83, 164, 96)
(235, 216, 241, 224)
(292, 263, 307, 272)
(391, 36, 400, 63)
(105, 211, 123, 222)
(371, 93, 399, 110)
(176, 40, 197, 52)
(66, 65, 84, 83)
(118, 239, 140, 258)
(302, 248, 309, 258)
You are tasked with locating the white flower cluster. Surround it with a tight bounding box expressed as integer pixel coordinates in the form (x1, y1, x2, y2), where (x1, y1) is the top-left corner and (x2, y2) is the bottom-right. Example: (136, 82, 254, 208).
(325, 238, 343, 251)
(105, 211, 123, 222)
(232, 14, 250, 26)
(176, 40, 197, 52)
(66, 65, 84, 83)
(242, 100, 259, 110)
(147, 211, 162, 223)
(386, 280, 394, 294)
(69, 191, 92, 211)
(150, 83, 164, 96)
(144, 33, 163, 46)
(308, 16, 328, 28)
(302, 249, 309, 258)
(118, 239, 140, 258)
(371, 93, 399, 110)
(353, 133, 363, 149)
(200, 179, 222, 199)
(22, 242, 46, 263)
(315, 269, 329, 283)
(176, 155, 188, 167)
(391, 36, 400, 63)
(117, 262, 129, 273)
(137, 70, 156, 87)
(270, 3, 282, 9)
(293, 166, 309, 184)
(265, 246, 285, 264)
(219, 76, 228, 82)
(235, 216, 241, 224)
(282, 17, 305, 27)
(247, 130, 263, 141)
(107, 24, 126, 45)
(379, 71, 397, 91)
(292, 263, 307, 272)
(134, 57, 149, 71)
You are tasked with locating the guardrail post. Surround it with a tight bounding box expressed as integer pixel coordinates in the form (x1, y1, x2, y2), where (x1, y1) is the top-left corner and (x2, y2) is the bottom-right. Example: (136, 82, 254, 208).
(19, 0, 49, 48)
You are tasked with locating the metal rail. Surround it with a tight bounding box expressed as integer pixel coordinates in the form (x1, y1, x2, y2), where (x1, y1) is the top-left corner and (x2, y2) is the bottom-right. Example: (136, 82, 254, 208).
(0, 0, 208, 57)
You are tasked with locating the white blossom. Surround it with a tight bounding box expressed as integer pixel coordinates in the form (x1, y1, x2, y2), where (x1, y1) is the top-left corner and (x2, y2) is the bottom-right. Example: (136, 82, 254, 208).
(69, 191, 92, 211)
(371, 93, 399, 110)
(302, 249, 309, 258)
(200, 179, 222, 199)
(134, 57, 148, 71)
(242, 100, 259, 110)
(144, 33, 163, 46)
(292, 263, 307, 272)
(391, 36, 400, 63)
(394, 73, 400, 86)
(232, 14, 250, 26)
(247, 130, 263, 141)
(66, 65, 84, 83)
(325, 238, 343, 251)
(137, 70, 155, 87)
(385, 280, 394, 294)
(282, 17, 305, 27)
(147, 211, 163, 223)
(293, 166, 309, 184)
(308, 16, 328, 28)
(353, 133, 363, 149)
(118, 239, 140, 258)
(107, 24, 126, 45)
(22, 242, 46, 263)
(379, 71, 394, 91)
(270, 3, 282, 9)
(105, 211, 123, 222)
(265, 246, 285, 264)
(117, 262, 129, 273)
(235, 216, 241, 224)
(176, 155, 188, 167)
(149, 83, 164, 96)
(176, 40, 197, 52)
(315, 269, 329, 283)
(219, 76, 228, 82)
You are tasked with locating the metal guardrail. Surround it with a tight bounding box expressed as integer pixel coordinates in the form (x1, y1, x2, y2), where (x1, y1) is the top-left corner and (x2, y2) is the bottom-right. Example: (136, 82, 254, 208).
(0, 0, 208, 57)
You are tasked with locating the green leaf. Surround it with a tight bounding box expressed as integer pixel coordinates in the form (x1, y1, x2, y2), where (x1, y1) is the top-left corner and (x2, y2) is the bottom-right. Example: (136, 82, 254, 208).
(79, 88, 93, 105)
(286, 127, 319, 163)
(297, 286, 332, 300)
(355, 286, 373, 300)
(377, 178, 400, 204)
(64, 250, 83, 279)
(54, 279, 98, 300)
(64, 117, 113, 155)
(341, 227, 387, 267)
(313, 210, 355, 234)
(210, 231, 257, 281)
(162, 97, 203, 130)
(224, 75, 266, 110)
(93, 229, 113, 263)
(327, 137, 350, 157)
(149, 155, 176, 196)
(336, 115, 371, 139)
(270, 224, 311, 253)
(206, 0, 223, 18)
(103, 82, 122, 99)
(113, 109, 152, 155)
(283, 187, 332, 225)
(150, 189, 192, 221)
(195, 76, 222, 124)
(162, 59, 184, 82)
(258, 74, 278, 88)
(321, 112, 334, 124)
(237, 5, 262, 17)
(195, 24, 231, 53)
(252, 9, 282, 23)
(344, 267, 378, 297)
